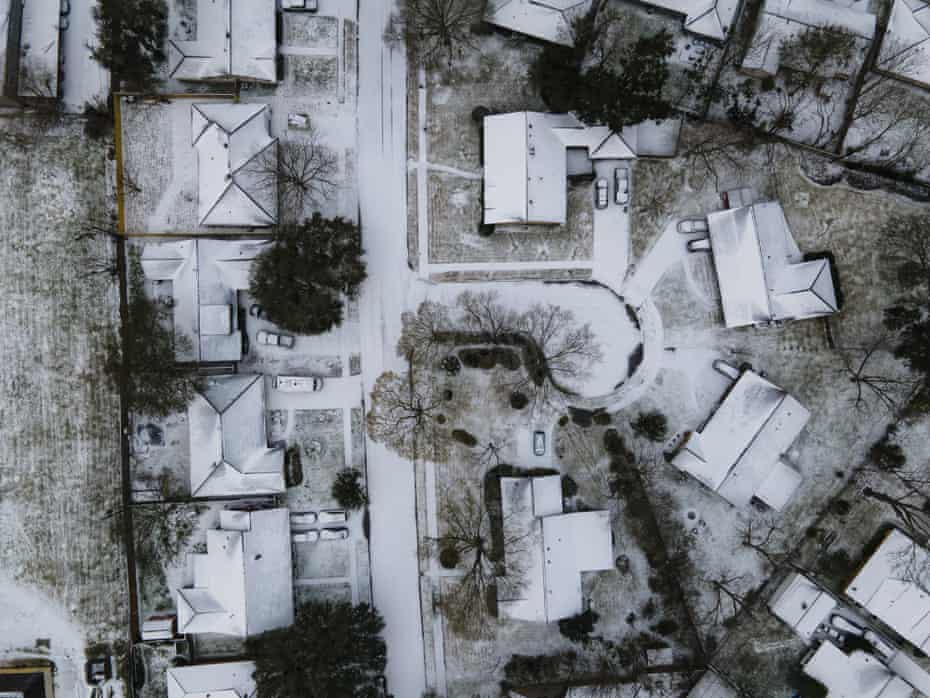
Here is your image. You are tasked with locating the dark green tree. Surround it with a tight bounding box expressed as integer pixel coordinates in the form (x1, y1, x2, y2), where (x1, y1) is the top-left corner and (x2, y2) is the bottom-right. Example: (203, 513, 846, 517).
(332, 468, 368, 510)
(631, 410, 668, 442)
(250, 214, 367, 335)
(92, 0, 167, 90)
(246, 601, 386, 698)
(107, 254, 202, 417)
(558, 608, 599, 643)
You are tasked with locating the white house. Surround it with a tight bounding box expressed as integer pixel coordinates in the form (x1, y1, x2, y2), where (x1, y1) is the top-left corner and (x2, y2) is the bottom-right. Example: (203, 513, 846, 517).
(188, 374, 285, 499)
(845, 529, 930, 653)
(141, 238, 270, 363)
(167, 661, 257, 698)
(741, 0, 876, 77)
(168, 0, 276, 82)
(698, 201, 839, 328)
(877, 0, 930, 91)
(485, 0, 590, 46)
(636, 1, 742, 42)
(670, 368, 808, 510)
(802, 642, 916, 698)
(497, 475, 613, 622)
(192, 103, 278, 227)
(769, 572, 837, 642)
(483, 112, 679, 225)
(177, 508, 294, 637)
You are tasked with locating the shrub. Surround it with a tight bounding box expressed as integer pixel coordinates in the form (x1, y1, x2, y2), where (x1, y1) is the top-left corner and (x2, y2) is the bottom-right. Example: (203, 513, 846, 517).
(570, 408, 593, 428)
(509, 392, 528, 409)
(632, 410, 668, 442)
(819, 548, 853, 581)
(868, 436, 906, 471)
(830, 499, 851, 516)
(557, 609, 599, 644)
(439, 546, 461, 569)
(331, 468, 367, 510)
(652, 618, 678, 636)
(451, 429, 478, 447)
(592, 410, 612, 426)
(561, 475, 578, 499)
(558, 415, 569, 427)
(440, 355, 461, 375)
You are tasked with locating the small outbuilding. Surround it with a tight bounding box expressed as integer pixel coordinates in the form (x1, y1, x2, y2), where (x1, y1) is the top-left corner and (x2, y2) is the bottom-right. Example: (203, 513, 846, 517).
(167, 661, 257, 698)
(769, 572, 837, 642)
(485, 0, 591, 46)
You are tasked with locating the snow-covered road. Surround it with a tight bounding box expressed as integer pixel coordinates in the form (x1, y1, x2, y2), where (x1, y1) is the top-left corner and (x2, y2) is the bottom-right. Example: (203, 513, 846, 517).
(357, 0, 428, 695)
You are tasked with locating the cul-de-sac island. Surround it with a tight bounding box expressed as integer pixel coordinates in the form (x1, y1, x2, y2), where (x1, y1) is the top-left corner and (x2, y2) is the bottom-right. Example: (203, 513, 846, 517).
(7, 0, 930, 696)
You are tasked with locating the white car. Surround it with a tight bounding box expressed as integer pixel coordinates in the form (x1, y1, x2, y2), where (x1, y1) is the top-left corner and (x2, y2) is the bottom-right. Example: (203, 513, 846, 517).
(614, 168, 629, 205)
(319, 509, 348, 525)
(677, 217, 709, 234)
(292, 531, 320, 543)
(321, 527, 349, 540)
(275, 375, 324, 392)
(595, 178, 609, 210)
(290, 511, 317, 526)
(257, 330, 295, 349)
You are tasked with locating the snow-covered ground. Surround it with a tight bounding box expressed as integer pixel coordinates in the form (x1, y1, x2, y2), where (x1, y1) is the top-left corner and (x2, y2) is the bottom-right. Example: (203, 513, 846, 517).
(59, 0, 109, 112)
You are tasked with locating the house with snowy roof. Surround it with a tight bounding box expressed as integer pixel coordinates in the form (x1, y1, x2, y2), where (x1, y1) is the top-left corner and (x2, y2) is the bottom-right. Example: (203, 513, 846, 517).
(741, 0, 876, 78)
(0, 0, 63, 105)
(691, 201, 839, 328)
(168, 0, 275, 83)
(769, 572, 837, 642)
(141, 238, 269, 363)
(176, 508, 294, 637)
(634, 1, 741, 42)
(167, 661, 257, 698)
(188, 374, 285, 499)
(485, 0, 591, 45)
(482, 112, 679, 225)
(802, 642, 921, 698)
(192, 103, 277, 227)
(877, 0, 930, 91)
(670, 367, 809, 510)
(845, 528, 930, 653)
(496, 475, 613, 622)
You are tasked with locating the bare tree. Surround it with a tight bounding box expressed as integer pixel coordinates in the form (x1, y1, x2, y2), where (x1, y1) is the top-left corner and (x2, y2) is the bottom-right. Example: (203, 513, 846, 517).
(698, 572, 752, 630)
(737, 517, 790, 568)
(132, 470, 203, 575)
(253, 131, 338, 223)
(840, 337, 917, 412)
(397, 299, 455, 368)
(75, 215, 120, 242)
(388, 0, 488, 68)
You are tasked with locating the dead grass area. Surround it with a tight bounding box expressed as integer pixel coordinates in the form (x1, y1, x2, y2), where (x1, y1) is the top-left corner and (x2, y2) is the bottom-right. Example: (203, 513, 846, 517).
(0, 118, 127, 642)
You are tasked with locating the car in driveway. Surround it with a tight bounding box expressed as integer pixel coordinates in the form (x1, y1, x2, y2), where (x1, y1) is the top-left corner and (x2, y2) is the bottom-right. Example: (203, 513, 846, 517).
(290, 511, 317, 526)
(677, 217, 709, 234)
(319, 509, 348, 525)
(292, 531, 320, 543)
(614, 168, 629, 206)
(275, 375, 324, 392)
(533, 430, 546, 456)
(595, 178, 609, 209)
(321, 527, 349, 540)
(257, 330, 295, 348)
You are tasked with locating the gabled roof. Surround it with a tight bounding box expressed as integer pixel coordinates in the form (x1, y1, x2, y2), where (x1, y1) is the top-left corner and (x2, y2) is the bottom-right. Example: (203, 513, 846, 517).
(878, 0, 930, 90)
(671, 369, 809, 509)
(192, 103, 277, 227)
(168, 0, 275, 82)
(637, 0, 741, 42)
(177, 508, 294, 637)
(803, 643, 914, 698)
(166, 661, 257, 698)
(769, 572, 837, 641)
(189, 374, 285, 498)
(686, 670, 739, 698)
(486, 0, 590, 46)
(704, 201, 839, 328)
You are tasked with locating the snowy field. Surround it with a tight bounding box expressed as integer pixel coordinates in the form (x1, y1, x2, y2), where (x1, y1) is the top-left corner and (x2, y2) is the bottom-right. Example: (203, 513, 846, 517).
(0, 117, 127, 694)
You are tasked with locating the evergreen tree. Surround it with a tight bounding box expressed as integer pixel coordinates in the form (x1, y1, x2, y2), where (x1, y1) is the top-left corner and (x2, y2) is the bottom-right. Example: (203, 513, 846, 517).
(332, 468, 368, 510)
(249, 214, 367, 335)
(92, 0, 168, 90)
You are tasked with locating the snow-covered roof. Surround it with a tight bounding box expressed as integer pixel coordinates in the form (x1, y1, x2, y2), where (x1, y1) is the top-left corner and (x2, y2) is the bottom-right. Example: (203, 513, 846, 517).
(671, 369, 809, 509)
(168, 0, 275, 82)
(769, 572, 837, 642)
(483, 112, 656, 225)
(877, 0, 930, 90)
(497, 476, 612, 622)
(742, 0, 876, 76)
(686, 670, 739, 698)
(177, 508, 294, 637)
(803, 643, 915, 698)
(16, 0, 61, 98)
(140, 239, 270, 362)
(704, 201, 839, 328)
(192, 103, 277, 227)
(188, 374, 285, 498)
(845, 529, 930, 653)
(166, 661, 257, 698)
(637, 1, 741, 42)
(485, 0, 590, 46)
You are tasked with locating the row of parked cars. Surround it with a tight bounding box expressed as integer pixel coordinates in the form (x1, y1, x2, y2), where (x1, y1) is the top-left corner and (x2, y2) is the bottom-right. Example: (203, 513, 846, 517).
(290, 509, 349, 543)
(595, 167, 630, 211)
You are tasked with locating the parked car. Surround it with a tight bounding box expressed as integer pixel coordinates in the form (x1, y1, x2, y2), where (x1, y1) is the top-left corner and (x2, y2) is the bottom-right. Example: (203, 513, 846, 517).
(60, 0, 70, 15)
(321, 527, 349, 540)
(319, 509, 348, 525)
(274, 375, 324, 392)
(830, 615, 865, 636)
(677, 217, 709, 234)
(292, 531, 320, 543)
(288, 113, 311, 129)
(256, 330, 295, 348)
(614, 168, 629, 206)
(595, 178, 609, 209)
(85, 657, 112, 686)
(282, 0, 318, 10)
(290, 511, 317, 526)
(249, 303, 268, 319)
(686, 237, 711, 253)
(864, 630, 895, 658)
(533, 430, 546, 456)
